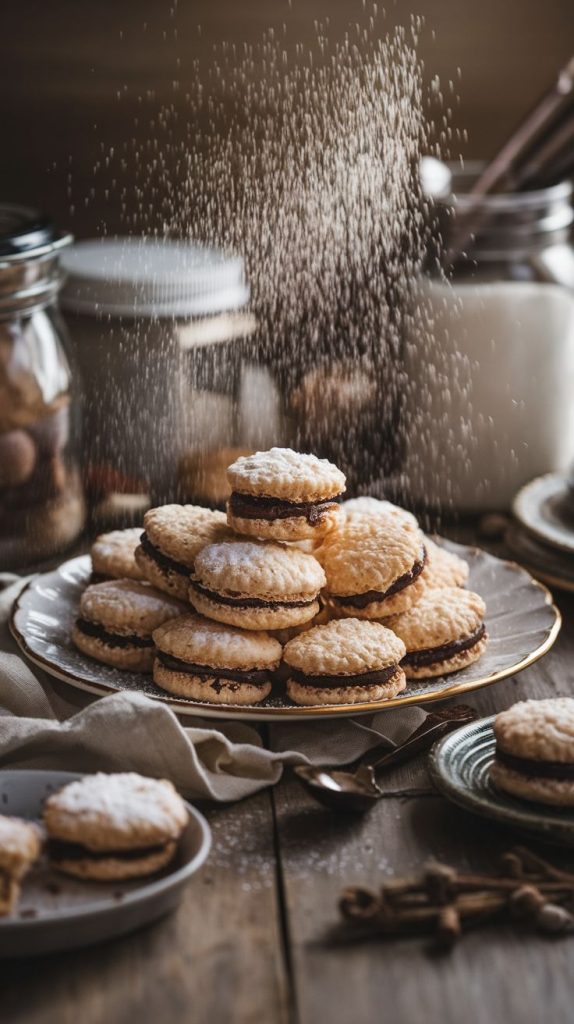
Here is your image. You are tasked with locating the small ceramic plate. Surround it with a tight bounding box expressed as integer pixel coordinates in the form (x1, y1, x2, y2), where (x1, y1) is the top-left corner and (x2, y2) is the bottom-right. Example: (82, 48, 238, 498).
(430, 718, 574, 847)
(513, 473, 574, 555)
(10, 539, 561, 722)
(505, 524, 574, 594)
(0, 770, 211, 958)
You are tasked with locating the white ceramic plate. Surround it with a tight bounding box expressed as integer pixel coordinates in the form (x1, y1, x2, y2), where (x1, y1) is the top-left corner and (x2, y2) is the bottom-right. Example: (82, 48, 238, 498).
(10, 540, 561, 722)
(513, 473, 574, 555)
(505, 524, 574, 594)
(0, 770, 211, 957)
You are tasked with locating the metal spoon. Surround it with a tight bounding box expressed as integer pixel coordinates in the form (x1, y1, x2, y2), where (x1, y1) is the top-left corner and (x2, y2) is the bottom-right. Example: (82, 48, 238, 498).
(294, 705, 477, 813)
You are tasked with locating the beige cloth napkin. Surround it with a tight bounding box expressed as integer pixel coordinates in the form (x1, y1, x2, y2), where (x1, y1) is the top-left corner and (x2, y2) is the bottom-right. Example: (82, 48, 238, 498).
(0, 575, 427, 802)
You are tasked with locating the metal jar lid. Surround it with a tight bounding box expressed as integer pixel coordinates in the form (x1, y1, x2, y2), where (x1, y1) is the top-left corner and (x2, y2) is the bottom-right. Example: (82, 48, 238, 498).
(0, 204, 72, 316)
(59, 238, 250, 318)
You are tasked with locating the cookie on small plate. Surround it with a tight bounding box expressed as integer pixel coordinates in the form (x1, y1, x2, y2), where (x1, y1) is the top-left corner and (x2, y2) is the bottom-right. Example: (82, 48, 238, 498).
(283, 617, 406, 706)
(491, 699, 574, 807)
(135, 504, 233, 600)
(189, 538, 326, 630)
(226, 447, 346, 541)
(341, 495, 419, 531)
(44, 773, 188, 881)
(153, 613, 281, 705)
(72, 579, 185, 672)
(91, 527, 144, 582)
(318, 518, 427, 618)
(421, 538, 469, 590)
(0, 816, 42, 915)
(388, 587, 487, 679)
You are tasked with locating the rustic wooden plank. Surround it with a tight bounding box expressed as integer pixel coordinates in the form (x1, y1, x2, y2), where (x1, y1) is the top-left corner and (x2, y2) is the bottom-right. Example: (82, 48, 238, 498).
(273, 592, 574, 1024)
(0, 792, 290, 1024)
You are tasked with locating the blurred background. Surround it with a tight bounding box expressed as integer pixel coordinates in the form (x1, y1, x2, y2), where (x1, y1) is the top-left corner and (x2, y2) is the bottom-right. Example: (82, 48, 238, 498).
(2, 0, 573, 237)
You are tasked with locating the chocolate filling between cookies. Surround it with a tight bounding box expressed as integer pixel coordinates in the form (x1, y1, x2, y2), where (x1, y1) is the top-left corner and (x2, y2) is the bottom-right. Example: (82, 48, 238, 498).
(229, 491, 343, 526)
(76, 618, 153, 649)
(157, 651, 272, 687)
(494, 750, 574, 781)
(140, 532, 193, 579)
(190, 581, 317, 611)
(331, 548, 427, 609)
(287, 664, 399, 689)
(401, 623, 486, 669)
(47, 838, 170, 862)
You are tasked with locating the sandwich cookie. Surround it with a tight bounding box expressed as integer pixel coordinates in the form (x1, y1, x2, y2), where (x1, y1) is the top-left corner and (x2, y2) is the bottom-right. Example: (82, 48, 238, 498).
(72, 579, 185, 671)
(388, 587, 487, 679)
(44, 773, 188, 881)
(491, 699, 574, 807)
(135, 504, 233, 600)
(0, 816, 42, 916)
(421, 539, 469, 590)
(90, 527, 145, 582)
(226, 447, 346, 541)
(283, 618, 407, 706)
(341, 495, 419, 531)
(189, 538, 326, 630)
(153, 613, 281, 705)
(318, 518, 427, 618)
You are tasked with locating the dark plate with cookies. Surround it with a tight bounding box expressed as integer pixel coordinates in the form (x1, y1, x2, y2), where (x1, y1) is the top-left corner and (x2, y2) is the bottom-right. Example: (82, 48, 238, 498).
(0, 770, 211, 957)
(10, 539, 560, 722)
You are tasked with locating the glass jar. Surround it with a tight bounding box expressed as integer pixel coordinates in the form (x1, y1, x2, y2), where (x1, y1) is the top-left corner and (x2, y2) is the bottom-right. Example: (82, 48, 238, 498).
(0, 205, 86, 568)
(60, 239, 281, 519)
(403, 166, 574, 512)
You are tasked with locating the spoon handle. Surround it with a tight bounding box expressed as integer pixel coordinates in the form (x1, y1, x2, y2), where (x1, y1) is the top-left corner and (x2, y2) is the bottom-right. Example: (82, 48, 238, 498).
(363, 713, 472, 773)
(358, 705, 476, 771)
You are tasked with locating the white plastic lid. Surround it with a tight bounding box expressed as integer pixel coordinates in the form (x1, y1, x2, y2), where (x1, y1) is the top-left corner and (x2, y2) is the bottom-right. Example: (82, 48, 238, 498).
(59, 238, 250, 318)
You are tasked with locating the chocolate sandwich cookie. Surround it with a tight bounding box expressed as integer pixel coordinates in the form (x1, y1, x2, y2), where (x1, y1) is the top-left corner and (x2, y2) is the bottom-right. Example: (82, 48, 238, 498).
(44, 773, 188, 881)
(388, 587, 487, 679)
(90, 527, 145, 582)
(421, 539, 469, 590)
(189, 538, 326, 630)
(318, 518, 427, 619)
(72, 579, 185, 671)
(341, 496, 419, 531)
(135, 504, 234, 600)
(0, 816, 42, 916)
(491, 699, 574, 807)
(283, 618, 407, 706)
(153, 613, 281, 705)
(226, 447, 346, 541)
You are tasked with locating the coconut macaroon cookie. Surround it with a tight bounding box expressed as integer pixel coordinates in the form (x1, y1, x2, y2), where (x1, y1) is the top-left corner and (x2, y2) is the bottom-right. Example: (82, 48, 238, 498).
(44, 773, 188, 881)
(135, 504, 234, 600)
(189, 538, 326, 630)
(0, 816, 42, 916)
(388, 587, 487, 679)
(283, 618, 407, 706)
(490, 699, 574, 807)
(72, 579, 185, 671)
(226, 447, 346, 541)
(318, 517, 427, 619)
(153, 614, 282, 705)
(91, 527, 145, 582)
(422, 539, 469, 590)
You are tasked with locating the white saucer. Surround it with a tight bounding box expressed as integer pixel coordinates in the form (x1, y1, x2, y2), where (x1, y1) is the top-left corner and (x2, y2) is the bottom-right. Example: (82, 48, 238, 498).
(513, 473, 574, 555)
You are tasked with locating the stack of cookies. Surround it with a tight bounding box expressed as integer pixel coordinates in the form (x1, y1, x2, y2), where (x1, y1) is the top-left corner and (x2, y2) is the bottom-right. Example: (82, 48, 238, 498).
(73, 446, 488, 708)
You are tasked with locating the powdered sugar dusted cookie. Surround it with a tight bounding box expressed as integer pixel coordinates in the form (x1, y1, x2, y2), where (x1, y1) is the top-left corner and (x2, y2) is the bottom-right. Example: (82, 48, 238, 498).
(318, 517, 426, 618)
(226, 447, 346, 541)
(44, 772, 188, 881)
(189, 538, 326, 630)
(342, 496, 419, 531)
(283, 617, 406, 706)
(422, 539, 469, 590)
(0, 816, 42, 916)
(153, 613, 281, 705)
(135, 504, 234, 600)
(491, 699, 574, 806)
(387, 587, 487, 679)
(72, 579, 185, 672)
(91, 527, 145, 582)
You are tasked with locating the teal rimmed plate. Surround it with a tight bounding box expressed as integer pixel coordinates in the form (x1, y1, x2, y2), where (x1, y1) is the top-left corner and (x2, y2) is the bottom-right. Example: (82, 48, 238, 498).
(430, 717, 574, 847)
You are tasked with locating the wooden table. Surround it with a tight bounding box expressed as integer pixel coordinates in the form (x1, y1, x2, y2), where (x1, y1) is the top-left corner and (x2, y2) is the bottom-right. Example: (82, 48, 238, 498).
(2, 553, 573, 1024)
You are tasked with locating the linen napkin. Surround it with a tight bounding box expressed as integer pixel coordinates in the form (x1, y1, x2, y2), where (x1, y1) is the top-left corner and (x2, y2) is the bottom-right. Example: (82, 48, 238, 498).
(0, 575, 428, 801)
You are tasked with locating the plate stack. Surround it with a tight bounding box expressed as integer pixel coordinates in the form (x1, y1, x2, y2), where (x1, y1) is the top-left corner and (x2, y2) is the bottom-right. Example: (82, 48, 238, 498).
(507, 473, 574, 592)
